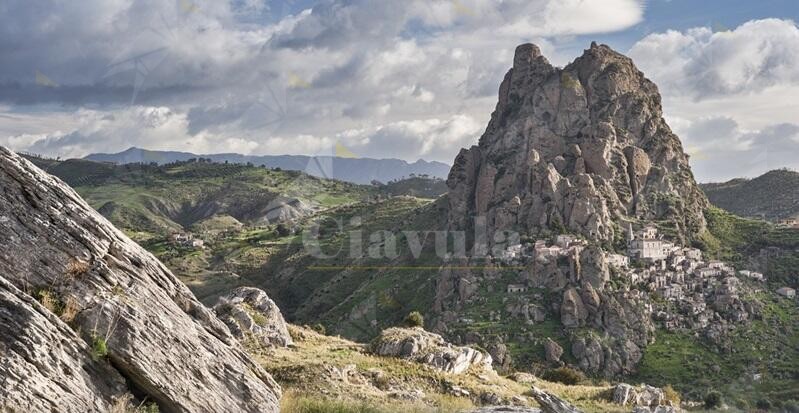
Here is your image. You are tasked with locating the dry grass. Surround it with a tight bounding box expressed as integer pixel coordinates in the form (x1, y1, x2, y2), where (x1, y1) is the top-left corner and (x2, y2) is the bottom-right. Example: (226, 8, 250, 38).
(37, 289, 62, 314)
(60, 295, 81, 323)
(65, 258, 90, 278)
(255, 325, 626, 413)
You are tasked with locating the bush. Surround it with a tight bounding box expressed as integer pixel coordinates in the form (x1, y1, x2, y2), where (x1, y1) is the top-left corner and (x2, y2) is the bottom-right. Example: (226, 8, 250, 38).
(756, 399, 772, 410)
(311, 323, 327, 335)
(704, 390, 722, 409)
(66, 258, 90, 278)
(403, 311, 424, 328)
(542, 366, 585, 385)
(662, 385, 681, 406)
(782, 400, 799, 413)
(92, 335, 109, 360)
(276, 223, 291, 237)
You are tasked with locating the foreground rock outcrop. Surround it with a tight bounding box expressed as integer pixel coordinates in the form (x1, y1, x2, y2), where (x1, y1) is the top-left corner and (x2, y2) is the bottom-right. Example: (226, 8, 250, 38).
(371, 327, 493, 374)
(0, 147, 281, 412)
(613, 383, 664, 407)
(447, 42, 707, 245)
(0, 276, 128, 412)
(214, 287, 293, 347)
(530, 386, 583, 413)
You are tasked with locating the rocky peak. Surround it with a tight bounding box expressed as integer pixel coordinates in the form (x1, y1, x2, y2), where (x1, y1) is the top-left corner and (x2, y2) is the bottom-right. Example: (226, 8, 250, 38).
(448, 42, 707, 244)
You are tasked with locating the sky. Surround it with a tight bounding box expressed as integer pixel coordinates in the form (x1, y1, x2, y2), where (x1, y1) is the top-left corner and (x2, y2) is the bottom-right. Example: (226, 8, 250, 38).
(1, 0, 798, 182)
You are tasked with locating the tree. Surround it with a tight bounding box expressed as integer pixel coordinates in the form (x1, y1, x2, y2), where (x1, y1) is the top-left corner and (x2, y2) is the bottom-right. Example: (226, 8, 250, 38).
(704, 391, 722, 409)
(276, 223, 291, 237)
(403, 311, 424, 328)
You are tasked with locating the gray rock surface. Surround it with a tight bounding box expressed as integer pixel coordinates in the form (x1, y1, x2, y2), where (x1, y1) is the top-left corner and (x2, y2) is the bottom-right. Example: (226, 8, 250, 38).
(0, 276, 128, 412)
(544, 338, 564, 364)
(530, 386, 584, 413)
(371, 327, 493, 374)
(613, 383, 664, 407)
(446, 42, 707, 245)
(214, 287, 293, 347)
(0, 147, 281, 413)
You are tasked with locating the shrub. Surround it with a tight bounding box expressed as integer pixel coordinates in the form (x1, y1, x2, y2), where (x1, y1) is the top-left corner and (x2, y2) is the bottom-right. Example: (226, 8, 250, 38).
(66, 258, 90, 278)
(60, 296, 81, 324)
(276, 223, 291, 237)
(403, 311, 424, 328)
(542, 366, 585, 385)
(311, 323, 327, 335)
(704, 390, 722, 409)
(756, 399, 772, 410)
(782, 400, 799, 413)
(36, 289, 63, 315)
(662, 385, 681, 406)
(92, 335, 109, 360)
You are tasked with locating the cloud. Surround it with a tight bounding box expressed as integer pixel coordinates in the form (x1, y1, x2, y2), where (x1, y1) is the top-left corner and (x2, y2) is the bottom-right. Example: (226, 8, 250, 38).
(629, 19, 799, 99)
(673, 116, 799, 181)
(0, 0, 647, 163)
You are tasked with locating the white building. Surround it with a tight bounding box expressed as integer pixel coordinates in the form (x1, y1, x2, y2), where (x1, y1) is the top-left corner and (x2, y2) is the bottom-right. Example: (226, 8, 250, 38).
(628, 225, 671, 261)
(507, 284, 527, 293)
(777, 287, 796, 298)
(607, 253, 629, 269)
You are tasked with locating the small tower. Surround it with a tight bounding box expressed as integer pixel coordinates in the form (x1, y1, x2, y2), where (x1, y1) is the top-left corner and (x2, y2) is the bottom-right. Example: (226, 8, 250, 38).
(627, 222, 635, 243)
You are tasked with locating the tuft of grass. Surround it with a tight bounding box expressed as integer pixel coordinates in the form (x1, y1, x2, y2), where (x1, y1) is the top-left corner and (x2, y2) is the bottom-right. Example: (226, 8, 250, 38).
(60, 295, 81, 324)
(36, 289, 64, 315)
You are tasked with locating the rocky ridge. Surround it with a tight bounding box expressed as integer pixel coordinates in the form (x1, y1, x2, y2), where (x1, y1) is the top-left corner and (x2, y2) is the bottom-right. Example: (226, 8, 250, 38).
(371, 327, 493, 374)
(0, 147, 281, 412)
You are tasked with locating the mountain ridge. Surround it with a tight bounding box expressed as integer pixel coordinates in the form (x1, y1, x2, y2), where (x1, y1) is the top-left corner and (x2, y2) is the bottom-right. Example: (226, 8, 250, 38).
(84, 147, 451, 185)
(700, 168, 799, 222)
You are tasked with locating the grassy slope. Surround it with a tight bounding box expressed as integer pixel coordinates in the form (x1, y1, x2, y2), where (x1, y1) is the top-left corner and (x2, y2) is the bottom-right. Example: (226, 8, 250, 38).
(261, 325, 626, 413)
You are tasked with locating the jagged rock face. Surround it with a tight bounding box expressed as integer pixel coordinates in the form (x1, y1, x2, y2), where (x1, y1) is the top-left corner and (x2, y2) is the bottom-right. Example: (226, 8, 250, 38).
(214, 287, 293, 347)
(447, 42, 707, 244)
(0, 147, 281, 413)
(371, 327, 493, 374)
(0, 276, 128, 412)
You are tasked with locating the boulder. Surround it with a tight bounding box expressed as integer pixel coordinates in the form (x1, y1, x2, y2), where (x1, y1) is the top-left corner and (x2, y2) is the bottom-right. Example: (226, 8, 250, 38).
(530, 386, 584, 413)
(371, 327, 493, 374)
(214, 287, 293, 347)
(0, 147, 281, 413)
(613, 383, 664, 407)
(544, 338, 564, 364)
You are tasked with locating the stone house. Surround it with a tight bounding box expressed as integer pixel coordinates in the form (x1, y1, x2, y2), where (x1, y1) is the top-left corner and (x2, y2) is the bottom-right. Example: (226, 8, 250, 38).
(607, 253, 629, 269)
(507, 284, 527, 293)
(777, 287, 796, 298)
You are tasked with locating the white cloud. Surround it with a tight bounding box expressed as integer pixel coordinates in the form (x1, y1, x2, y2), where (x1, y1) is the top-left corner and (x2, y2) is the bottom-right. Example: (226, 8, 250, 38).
(672, 116, 799, 181)
(1, 0, 646, 164)
(629, 19, 799, 99)
(629, 19, 799, 181)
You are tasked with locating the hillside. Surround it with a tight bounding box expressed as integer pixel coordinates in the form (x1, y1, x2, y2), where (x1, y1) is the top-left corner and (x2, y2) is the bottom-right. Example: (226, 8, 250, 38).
(23, 154, 373, 238)
(701, 169, 799, 222)
(85, 147, 452, 185)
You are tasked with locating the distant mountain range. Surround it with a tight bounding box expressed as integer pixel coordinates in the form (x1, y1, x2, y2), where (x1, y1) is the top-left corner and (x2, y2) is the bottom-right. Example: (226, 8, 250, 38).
(85, 147, 451, 185)
(700, 168, 799, 222)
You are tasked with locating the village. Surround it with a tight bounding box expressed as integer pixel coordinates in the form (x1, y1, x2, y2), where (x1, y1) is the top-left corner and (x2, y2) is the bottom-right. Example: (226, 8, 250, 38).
(500, 224, 796, 332)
